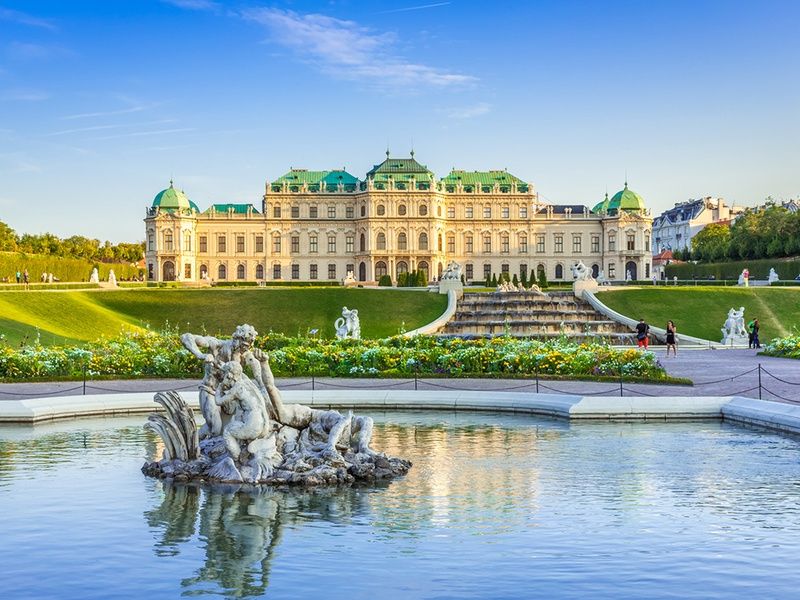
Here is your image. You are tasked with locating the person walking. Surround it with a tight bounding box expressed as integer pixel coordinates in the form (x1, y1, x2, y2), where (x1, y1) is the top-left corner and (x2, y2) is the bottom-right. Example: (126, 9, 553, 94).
(635, 318, 650, 349)
(752, 318, 761, 349)
(665, 320, 677, 357)
(15, 269, 20, 284)
(747, 317, 755, 348)
(22, 269, 29, 287)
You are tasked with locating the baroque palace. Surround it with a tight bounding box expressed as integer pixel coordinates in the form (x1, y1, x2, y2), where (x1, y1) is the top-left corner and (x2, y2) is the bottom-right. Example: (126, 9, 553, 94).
(144, 152, 653, 284)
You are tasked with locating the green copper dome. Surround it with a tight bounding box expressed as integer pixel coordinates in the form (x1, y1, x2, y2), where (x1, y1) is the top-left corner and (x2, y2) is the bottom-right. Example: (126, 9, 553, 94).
(152, 181, 199, 212)
(607, 182, 646, 213)
(592, 192, 610, 214)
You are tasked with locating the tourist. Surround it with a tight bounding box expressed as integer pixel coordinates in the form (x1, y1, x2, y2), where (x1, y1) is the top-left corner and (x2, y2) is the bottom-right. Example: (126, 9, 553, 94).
(665, 320, 677, 357)
(747, 317, 757, 349)
(23, 269, 29, 286)
(15, 270, 20, 284)
(752, 318, 761, 349)
(636, 318, 650, 349)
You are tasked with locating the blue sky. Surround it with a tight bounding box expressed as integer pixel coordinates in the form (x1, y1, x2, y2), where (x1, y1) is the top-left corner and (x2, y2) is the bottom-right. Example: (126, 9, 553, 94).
(1, 0, 798, 242)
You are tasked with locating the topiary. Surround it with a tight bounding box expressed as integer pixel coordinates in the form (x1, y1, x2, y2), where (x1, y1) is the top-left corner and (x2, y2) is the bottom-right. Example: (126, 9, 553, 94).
(378, 274, 392, 286)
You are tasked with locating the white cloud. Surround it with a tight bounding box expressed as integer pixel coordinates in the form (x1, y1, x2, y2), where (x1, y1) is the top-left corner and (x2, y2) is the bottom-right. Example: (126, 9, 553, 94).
(63, 103, 155, 120)
(446, 102, 491, 119)
(376, 2, 451, 15)
(0, 7, 56, 30)
(243, 8, 475, 91)
(44, 119, 177, 137)
(93, 127, 195, 141)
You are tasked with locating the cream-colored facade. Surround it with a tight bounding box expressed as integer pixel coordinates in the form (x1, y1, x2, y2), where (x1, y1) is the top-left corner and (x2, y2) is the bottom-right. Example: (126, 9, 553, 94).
(144, 154, 652, 284)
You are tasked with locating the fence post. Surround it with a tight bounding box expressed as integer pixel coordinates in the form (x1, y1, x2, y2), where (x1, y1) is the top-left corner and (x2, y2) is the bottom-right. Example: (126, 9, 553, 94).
(82, 364, 87, 396)
(414, 366, 418, 391)
(619, 371, 624, 397)
(535, 369, 539, 394)
(758, 363, 762, 400)
(312, 373, 315, 391)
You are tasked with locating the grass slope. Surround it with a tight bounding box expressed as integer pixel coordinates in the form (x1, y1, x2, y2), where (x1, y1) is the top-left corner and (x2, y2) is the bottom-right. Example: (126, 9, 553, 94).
(597, 287, 800, 341)
(0, 288, 448, 346)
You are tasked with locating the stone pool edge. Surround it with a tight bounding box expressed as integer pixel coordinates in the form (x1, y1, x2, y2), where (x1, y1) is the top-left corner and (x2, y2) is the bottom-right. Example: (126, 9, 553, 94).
(1, 391, 799, 436)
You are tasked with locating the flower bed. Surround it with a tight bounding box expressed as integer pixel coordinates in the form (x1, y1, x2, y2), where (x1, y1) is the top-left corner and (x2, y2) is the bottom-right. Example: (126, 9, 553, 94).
(0, 329, 670, 382)
(762, 334, 800, 360)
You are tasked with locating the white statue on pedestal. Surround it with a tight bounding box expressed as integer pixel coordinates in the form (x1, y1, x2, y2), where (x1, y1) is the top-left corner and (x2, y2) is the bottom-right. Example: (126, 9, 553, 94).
(89, 267, 99, 283)
(625, 269, 632, 282)
(768, 268, 779, 284)
(597, 269, 608, 285)
(342, 270, 357, 287)
(571, 260, 599, 298)
(441, 261, 462, 281)
(108, 269, 117, 286)
(721, 306, 748, 344)
(738, 268, 749, 287)
(335, 307, 360, 339)
(570, 261, 593, 281)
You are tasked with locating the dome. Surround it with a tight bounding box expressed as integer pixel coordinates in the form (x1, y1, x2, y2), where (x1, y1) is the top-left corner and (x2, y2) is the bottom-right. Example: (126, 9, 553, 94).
(592, 192, 610, 214)
(607, 182, 646, 213)
(151, 181, 199, 212)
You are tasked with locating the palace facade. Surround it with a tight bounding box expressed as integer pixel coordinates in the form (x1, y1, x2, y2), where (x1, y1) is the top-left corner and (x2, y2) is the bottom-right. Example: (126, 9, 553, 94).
(144, 153, 653, 284)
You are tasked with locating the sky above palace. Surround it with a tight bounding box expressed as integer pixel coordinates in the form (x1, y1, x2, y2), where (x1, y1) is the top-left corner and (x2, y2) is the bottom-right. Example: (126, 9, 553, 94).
(1, 0, 798, 242)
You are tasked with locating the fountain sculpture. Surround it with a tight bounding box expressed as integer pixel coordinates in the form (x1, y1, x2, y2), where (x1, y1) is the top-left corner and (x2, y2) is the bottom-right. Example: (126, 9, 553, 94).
(720, 306, 748, 345)
(142, 324, 410, 485)
(334, 307, 360, 339)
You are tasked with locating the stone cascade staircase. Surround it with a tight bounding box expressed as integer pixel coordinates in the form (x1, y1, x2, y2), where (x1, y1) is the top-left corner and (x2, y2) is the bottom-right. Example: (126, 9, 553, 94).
(439, 291, 638, 343)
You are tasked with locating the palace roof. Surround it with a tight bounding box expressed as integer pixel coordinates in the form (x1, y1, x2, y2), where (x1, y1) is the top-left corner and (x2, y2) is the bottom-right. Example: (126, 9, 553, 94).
(366, 152, 434, 183)
(204, 203, 260, 214)
(151, 181, 199, 213)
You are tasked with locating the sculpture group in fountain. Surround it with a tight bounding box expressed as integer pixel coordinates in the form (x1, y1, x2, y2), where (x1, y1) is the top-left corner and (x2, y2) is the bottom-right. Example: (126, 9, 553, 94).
(768, 268, 780, 284)
(495, 280, 543, 294)
(570, 260, 599, 298)
(721, 306, 749, 345)
(441, 261, 462, 281)
(439, 260, 465, 297)
(89, 267, 99, 283)
(334, 307, 360, 339)
(142, 324, 410, 485)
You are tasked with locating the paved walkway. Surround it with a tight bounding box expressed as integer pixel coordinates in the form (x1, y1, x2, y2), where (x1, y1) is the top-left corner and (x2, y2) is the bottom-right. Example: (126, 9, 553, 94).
(0, 348, 798, 403)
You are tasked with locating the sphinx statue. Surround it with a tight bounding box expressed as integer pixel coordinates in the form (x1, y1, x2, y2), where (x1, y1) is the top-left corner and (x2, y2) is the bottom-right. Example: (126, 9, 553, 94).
(143, 324, 409, 486)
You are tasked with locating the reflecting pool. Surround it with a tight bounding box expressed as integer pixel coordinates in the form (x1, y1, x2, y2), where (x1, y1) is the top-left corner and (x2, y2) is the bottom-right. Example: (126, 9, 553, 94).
(3, 411, 800, 599)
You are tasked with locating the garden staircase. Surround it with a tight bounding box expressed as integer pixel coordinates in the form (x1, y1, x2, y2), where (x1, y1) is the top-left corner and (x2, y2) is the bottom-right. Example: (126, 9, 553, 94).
(439, 291, 638, 343)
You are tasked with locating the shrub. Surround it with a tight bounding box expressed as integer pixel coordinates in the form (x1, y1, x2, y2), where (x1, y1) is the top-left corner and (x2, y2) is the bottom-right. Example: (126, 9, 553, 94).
(378, 274, 392, 286)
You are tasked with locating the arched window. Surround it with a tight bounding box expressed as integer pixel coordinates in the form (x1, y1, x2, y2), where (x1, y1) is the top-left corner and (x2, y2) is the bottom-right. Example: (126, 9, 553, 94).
(199, 264, 208, 279)
(437, 206, 442, 217)
(438, 234, 443, 252)
(360, 205, 366, 217)
(360, 233, 365, 252)
(256, 264, 264, 279)
(377, 232, 386, 250)
(417, 261, 429, 278)
(164, 230, 173, 252)
(419, 232, 428, 250)
(377, 204, 386, 216)
(396, 261, 408, 275)
(591, 263, 599, 278)
(237, 264, 245, 279)
(398, 232, 407, 250)
(419, 204, 428, 216)
(218, 264, 227, 280)
(555, 264, 563, 279)
(375, 261, 388, 277)
(537, 264, 546, 280)
(398, 205, 407, 216)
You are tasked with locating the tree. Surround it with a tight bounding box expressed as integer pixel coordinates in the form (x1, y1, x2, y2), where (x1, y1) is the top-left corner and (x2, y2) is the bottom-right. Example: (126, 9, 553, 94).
(0, 221, 17, 251)
(416, 269, 428, 287)
(691, 223, 731, 261)
(537, 269, 548, 289)
(491, 273, 498, 287)
(485, 273, 491, 287)
(512, 273, 519, 286)
(378, 274, 392, 286)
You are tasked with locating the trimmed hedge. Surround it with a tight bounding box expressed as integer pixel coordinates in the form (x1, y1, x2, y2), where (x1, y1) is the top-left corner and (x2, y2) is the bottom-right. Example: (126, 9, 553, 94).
(0, 282, 101, 291)
(0, 251, 140, 282)
(666, 257, 800, 281)
(213, 281, 340, 288)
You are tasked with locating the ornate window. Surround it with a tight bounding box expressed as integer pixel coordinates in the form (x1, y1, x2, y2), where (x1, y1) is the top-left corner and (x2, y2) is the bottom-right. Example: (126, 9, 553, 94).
(501, 263, 510, 277)
(148, 232, 155, 251)
(377, 204, 386, 216)
(447, 235, 455, 253)
(519, 206, 528, 218)
(236, 235, 245, 253)
(273, 263, 281, 279)
(520, 263, 528, 280)
(483, 263, 492, 279)
(419, 232, 428, 250)
(218, 264, 227, 280)
(465, 206, 474, 218)
(398, 232, 407, 250)
(346, 206, 354, 218)
(256, 264, 264, 279)
(328, 264, 336, 279)
(272, 234, 281, 254)
(346, 236, 354, 253)
(217, 235, 226, 253)
(377, 232, 386, 250)
(375, 261, 388, 277)
(396, 261, 408, 274)
(398, 204, 407, 216)
(328, 235, 336, 253)
(360, 234, 365, 252)
(291, 236, 300, 254)
(536, 234, 545, 253)
(483, 234, 491, 253)
(237, 264, 245, 279)
(438, 234, 443, 252)
(465, 263, 473, 280)
(466, 235, 474, 254)
(591, 235, 600, 253)
(310, 264, 318, 279)
(447, 206, 455, 218)
(502, 207, 510, 219)
(501, 234, 509, 253)
(419, 204, 428, 216)
(199, 235, 207, 253)
(255, 235, 264, 253)
(164, 230, 173, 252)
(554, 234, 563, 253)
(573, 235, 582, 253)
(309, 205, 318, 219)
(273, 205, 281, 218)
(555, 264, 563, 279)
(519, 233, 528, 254)
(483, 206, 491, 219)
(183, 232, 192, 252)
(627, 233, 635, 251)
(309, 235, 318, 253)
(328, 206, 336, 219)
(292, 264, 299, 279)
(291, 206, 299, 218)
(608, 234, 616, 252)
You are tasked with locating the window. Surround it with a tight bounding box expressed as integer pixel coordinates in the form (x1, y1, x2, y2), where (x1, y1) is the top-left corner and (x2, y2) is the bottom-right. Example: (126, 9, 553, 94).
(520, 206, 528, 218)
(415, 232, 426, 250)
(501, 234, 509, 253)
(273, 205, 281, 218)
(184, 263, 192, 279)
(396, 261, 408, 275)
(483, 206, 491, 219)
(236, 235, 245, 253)
(627, 233, 635, 251)
(328, 235, 337, 253)
(438, 234, 443, 252)
(536, 234, 545, 254)
(272, 234, 281, 254)
(466, 206, 474, 219)
(398, 205, 407, 216)
(465, 263, 473, 280)
(291, 236, 300, 254)
(346, 264, 354, 277)
(520, 263, 528, 281)
(360, 205, 366, 217)
(310, 264, 318, 279)
(419, 204, 428, 216)
(608, 263, 616, 278)
(200, 264, 207, 279)
(645, 263, 651, 278)
(309, 205, 318, 219)
(216, 264, 227, 280)
(183, 233, 191, 252)
(466, 235, 474, 254)
(328, 206, 336, 219)
(164, 231, 173, 252)
(483, 263, 492, 279)
(291, 206, 299, 218)
(256, 264, 264, 279)
(519, 234, 528, 254)
(645, 235, 650, 252)
(148, 233, 155, 251)
(255, 235, 264, 253)
(447, 235, 455, 253)
(502, 206, 510, 219)
(199, 235, 207, 253)
(217, 235, 226, 253)
(346, 206, 354, 218)
(555, 264, 563, 279)
(554, 234, 563, 253)
(608, 234, 616, 252)
(572, 235, 581, 253)
(328, 264, 336, 279)
(292, 264, 299, 279)
(309, 235, 318, 253)
(237, 264, 245, 279)
(346, 236, 354, 253)
(447, 206, 455, 218)
(377, 232, 386, 250)
(375, 261, 388, 277)
(591, 235, 600, 253)
(398, 232, 407, 250)
(437, 206, 442, 217)
(483, 234, 491, 253)
(537, 264, 545, 280)
(501, 263, 509, 277)
(360, 234, 365, 251)
(273, 264, 281, 279)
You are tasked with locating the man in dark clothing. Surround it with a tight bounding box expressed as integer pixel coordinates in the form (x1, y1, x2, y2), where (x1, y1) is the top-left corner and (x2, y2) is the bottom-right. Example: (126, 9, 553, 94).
(636, 318, 650, 349)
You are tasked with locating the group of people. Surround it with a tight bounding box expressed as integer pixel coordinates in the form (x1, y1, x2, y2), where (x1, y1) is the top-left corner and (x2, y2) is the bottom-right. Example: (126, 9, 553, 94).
(635, 318, 678, 357)
(748, 317, 761, 349)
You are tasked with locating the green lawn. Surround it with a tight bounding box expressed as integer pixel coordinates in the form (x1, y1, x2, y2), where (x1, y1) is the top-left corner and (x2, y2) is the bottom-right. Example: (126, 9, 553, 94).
(0, 288, 448, 346)
(597, 287, 800, 342)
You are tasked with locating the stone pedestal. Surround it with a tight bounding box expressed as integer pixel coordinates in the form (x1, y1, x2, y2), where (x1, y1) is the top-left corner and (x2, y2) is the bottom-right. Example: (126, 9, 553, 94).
(439, 278, 463, 299)
(572, 278, 599, 299)
(721, 334, 749, 346)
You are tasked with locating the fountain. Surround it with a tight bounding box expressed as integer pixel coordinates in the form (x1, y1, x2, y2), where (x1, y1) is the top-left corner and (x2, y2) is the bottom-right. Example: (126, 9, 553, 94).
(142, 324, 410, 485)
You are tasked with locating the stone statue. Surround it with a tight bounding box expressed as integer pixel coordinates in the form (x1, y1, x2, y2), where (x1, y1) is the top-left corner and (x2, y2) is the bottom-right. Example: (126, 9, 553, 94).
(89, 267, 99, 283)
(143, 324, 410, 485)
(342, 270, 357, 287)
(597, 269, 608, 285)
(768, 268, 780, 284)
(721, 306, 749, 344)
(334, 307, 360, 339)
(108, 269, 117, 286)
(441, 261, 462, 281)
(570, 261, 593, 281)
(738, 268, 749, 287)
(625, 269, 632, 282)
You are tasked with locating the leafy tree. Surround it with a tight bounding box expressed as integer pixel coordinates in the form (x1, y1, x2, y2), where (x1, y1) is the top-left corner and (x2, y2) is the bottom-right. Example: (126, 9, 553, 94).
(485, 273, 491, 287)
(691, 223, 731, 261)
(537, 269, 548, 289)
(416, 269, 428, 287)
(0, 221, 17, 251)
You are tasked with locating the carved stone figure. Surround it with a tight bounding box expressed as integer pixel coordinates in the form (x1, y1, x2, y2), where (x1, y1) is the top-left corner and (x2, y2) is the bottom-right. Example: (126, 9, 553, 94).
(89, 267, 99, 283)
(597, 269, 608, 285)
(342, 270, 357, 287)
(143, 324, 410, 485)
(108, 269, 117, 286)
(334, 306, 360, 339)
(570, 261, 593, 281)
(721, 306, 749, 344)
(768, 268, 780, 284)
(441, 261, 462, 281)
(625, 269, 632, 282)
